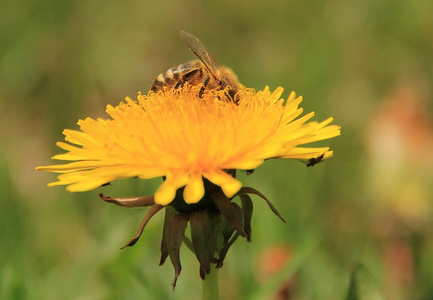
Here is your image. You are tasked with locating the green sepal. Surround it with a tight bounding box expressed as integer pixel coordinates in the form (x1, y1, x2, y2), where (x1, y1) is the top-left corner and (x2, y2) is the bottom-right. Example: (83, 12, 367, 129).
(238, 187, 286, 223)
(239, 194, 253, 242)
(159, 206, 177, 266)
(167, 212, 189, 289)
(216, 202, 244, 268)
(211, 191, 247, 237)
(190, 210, 214, 278)
(221, 216, 235, 248)
(159, 207, 189, 289)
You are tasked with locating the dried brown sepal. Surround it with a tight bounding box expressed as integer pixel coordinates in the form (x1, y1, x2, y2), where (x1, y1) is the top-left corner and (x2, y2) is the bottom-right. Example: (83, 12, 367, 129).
(209, 213, 224, 251)
(239, 194, 253, 242)
(237, 187, 286, 223)
(221, 216, 235, 247)
(199, 265, 206, 281)
(190, 210, 213, 278)
(214, 203, 243, 268)
(211, 191, 247, 237)
(216, 232, 240, 268)
(99, 193, 155, 207)
(121, 204, 163, 249)
(232, 202, 244, 225)
(167, 212, 189, 290)
(160, 206, 177, 266)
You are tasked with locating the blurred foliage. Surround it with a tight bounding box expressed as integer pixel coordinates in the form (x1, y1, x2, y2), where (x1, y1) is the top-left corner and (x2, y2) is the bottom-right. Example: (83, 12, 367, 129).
(1, 0, 433, 299)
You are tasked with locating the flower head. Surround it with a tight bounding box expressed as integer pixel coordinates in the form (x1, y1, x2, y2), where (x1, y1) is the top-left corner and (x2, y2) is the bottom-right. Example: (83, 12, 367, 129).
(37, 84, 340, 286)
(37, 85, 340, 205)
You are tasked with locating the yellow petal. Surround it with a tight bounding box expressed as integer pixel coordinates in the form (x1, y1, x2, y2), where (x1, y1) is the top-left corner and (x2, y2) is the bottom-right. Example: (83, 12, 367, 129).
(183, 174, 205, 204)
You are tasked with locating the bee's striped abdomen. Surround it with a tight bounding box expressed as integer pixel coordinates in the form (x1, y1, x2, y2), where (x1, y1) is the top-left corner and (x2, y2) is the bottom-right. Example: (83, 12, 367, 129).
(150, 62, 198, 93)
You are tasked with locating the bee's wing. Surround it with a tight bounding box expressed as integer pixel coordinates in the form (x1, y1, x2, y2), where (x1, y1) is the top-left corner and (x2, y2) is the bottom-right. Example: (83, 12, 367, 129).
(180, 31, 221, 80)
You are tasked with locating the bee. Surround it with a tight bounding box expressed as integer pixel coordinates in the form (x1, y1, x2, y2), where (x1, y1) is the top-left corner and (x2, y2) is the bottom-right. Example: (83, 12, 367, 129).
(150, 31, 244, 102)
(304, 154, 325, 167)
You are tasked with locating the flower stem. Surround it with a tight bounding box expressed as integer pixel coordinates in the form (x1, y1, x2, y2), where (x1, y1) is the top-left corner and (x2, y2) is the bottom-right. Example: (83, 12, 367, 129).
(202, 266, 220, 300)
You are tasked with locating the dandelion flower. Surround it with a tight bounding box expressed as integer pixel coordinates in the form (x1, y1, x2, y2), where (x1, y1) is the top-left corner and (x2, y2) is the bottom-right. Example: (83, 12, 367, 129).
(37, 85, 339, 204)
(37, 84, 340, 286)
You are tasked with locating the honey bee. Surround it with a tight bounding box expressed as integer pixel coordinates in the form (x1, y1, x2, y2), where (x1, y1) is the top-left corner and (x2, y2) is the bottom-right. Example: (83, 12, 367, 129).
(150, 31, 244, 101)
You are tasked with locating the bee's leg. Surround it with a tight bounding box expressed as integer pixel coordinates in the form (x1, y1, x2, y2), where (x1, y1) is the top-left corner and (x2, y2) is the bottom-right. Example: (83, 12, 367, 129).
(174, 81, 185, 90)
(199, 75, 210, 98)
(225, 89, 240, 105)
(174, 69, 200, 90)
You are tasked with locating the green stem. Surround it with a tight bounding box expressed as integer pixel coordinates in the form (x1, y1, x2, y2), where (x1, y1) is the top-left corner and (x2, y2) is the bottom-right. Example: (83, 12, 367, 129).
(202, 266, 220, 300)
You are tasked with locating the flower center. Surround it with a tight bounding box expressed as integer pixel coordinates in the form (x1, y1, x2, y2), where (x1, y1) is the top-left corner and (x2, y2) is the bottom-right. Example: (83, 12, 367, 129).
(169, 177, 222, 214)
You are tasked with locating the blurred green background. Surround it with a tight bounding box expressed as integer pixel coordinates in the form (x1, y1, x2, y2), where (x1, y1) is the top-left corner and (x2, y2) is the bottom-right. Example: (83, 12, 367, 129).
(2, 0, 433, 299)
